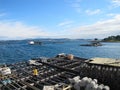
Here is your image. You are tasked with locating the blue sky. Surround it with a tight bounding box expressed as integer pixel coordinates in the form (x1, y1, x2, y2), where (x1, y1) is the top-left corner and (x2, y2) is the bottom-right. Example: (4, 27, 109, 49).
(0, 0, 120, 40)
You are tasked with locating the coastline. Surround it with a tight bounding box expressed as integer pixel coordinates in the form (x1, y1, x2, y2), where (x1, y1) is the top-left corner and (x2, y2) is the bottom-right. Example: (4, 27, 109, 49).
(101, 41, 120, 43)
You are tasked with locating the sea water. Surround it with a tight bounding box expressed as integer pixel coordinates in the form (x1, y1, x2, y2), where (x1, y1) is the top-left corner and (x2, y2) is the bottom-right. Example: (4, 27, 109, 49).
(0, 39, 120, 64)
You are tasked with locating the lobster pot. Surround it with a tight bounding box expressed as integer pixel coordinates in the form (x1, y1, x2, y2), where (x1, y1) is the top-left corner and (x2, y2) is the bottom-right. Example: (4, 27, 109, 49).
(67, 54, 74, 60)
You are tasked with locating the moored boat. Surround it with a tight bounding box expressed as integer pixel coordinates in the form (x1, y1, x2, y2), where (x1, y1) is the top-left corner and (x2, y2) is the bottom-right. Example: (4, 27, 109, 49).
(29, 41, 42, 45)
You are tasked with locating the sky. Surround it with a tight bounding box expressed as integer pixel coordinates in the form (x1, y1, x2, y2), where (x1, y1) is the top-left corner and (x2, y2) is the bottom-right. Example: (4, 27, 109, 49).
(0, 0, 120, 40)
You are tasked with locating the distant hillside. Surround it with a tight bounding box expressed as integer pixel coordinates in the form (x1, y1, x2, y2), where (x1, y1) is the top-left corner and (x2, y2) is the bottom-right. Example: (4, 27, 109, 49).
(102, 35, 120, 42)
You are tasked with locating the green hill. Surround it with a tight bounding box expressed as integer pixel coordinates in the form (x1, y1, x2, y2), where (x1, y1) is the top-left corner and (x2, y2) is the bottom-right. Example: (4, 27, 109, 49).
(102, 35, 120, 42)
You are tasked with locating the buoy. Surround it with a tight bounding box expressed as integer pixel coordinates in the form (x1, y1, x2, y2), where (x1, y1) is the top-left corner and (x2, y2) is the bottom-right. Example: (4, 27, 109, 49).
(33, 69, 38, 76)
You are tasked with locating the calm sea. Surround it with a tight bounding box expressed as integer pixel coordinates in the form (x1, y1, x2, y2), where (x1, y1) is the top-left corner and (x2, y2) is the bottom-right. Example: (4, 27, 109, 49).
(0, 39, 120, 64)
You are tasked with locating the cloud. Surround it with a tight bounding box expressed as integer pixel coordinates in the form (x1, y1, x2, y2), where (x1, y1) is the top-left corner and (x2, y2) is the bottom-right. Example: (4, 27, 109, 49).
(0, 21, 51, 40)
(65, 0, 81, 13)
(0, 13, 6, 17)
(66, 14, 120, 39)
(1, 14, 120, 40)
(71, 3, 81, 13)
(85, 9, 101, 15)
(106, 13, 116, 17)
(111, 0, 120, 8)
(2, 14, 120, 40)
(58, 20, 73, 27)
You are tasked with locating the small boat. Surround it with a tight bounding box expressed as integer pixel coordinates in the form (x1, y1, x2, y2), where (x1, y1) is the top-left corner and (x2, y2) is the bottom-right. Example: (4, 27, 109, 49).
(29, 41, 42, 45)
(80, 39, 102, 47)
(29, 41, 35, 45)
